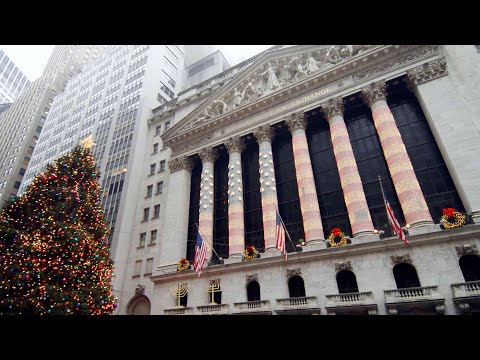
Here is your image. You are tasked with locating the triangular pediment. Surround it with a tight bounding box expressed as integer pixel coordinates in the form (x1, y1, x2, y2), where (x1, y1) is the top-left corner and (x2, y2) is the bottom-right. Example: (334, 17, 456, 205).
(163, 45, 372, 142)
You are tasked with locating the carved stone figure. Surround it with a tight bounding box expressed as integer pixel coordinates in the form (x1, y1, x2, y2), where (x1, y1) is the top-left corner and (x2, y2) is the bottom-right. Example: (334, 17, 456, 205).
(260, 61, 280, 90)
(241, 79, 263, 103)
(289, 56, 308, 81)
(325, 46, 342, 65)
(279, 64, 292, 85)
(211, 99, 228, 115)
(340, 45, 353, 59)
(233, 87, 242, 108)
(195, 107, 212, 124)
(305, 52, 320, 74)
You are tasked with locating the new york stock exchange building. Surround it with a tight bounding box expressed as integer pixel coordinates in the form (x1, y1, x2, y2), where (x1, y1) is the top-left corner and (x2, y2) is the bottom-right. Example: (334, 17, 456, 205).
(119, 45, 480, 315)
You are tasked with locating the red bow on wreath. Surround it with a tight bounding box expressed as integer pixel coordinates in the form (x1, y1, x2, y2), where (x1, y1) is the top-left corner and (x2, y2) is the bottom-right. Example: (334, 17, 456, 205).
(246, 245, 255, 254)
(180, 258, 187, 264)
(442, 208, 456, 217)
(332, 228, 341, 237)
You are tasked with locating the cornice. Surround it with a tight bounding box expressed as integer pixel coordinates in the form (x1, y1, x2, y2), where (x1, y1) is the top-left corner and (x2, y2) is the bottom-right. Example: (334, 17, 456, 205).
(406, 57, 448, 86)
(165, 45, 439, 156)
(150, 224, 480, 285)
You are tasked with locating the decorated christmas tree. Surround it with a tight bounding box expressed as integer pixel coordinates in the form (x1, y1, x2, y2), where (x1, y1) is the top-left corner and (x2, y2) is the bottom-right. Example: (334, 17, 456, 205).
(0, 136, 116, 315)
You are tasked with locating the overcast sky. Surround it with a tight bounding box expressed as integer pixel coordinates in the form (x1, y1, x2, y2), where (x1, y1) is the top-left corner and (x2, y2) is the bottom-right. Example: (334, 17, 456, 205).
(0, 45, 272, 82)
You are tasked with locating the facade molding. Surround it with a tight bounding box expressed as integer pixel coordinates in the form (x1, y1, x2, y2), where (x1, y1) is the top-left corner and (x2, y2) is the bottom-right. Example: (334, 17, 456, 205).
(406, 57, 448, 86)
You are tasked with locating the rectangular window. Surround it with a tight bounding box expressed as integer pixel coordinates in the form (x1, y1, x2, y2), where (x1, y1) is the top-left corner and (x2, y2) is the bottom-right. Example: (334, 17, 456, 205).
(159, 160, 166, 172)
(143, 208, 150, 222)
(13, 181, 21, 189)
(139, 232, 146, 247)
(146, 185, 153, 197)
(145, 258, 153, 275)
(153, 143, 158, 154)
(150, 230, 157, 245)
(150, 163, 156, 175)
(165, 121, 170, 131)
(133, 260, 142, 277)
(156, 181, 163, 194)
(162, 143, 168, 150)
(155, 125, 161, 135)
(153, 204, 160, 218)
(19, 168, 26, 176)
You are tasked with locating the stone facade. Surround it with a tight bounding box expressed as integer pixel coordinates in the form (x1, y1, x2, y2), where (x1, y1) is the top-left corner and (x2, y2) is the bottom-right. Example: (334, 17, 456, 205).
(119, 45, 480, 315)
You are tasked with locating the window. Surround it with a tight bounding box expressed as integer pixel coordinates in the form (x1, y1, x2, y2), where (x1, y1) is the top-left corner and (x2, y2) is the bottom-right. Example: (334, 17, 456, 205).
(165, 121, 170, 131)
(133, 260, 142, 277)
(160, 81, 174, 99)
(142, 208, 150, 222)
(155, 125, 161, 136)
(145, 258, 153, 275)
(13, 181, 21, 189)
(153, 143, 158, 154)
(393, 263, 421, 289)
(19, 168, 26, 176)
(459, 255, 480, 282)
(150, 163, 156, 175)
(139, 232, 146, 247)
(162, 142, 168, 150)
(247, 281, 261, 301)
(153, 204, 160, 218)
(146, 185, 153, 197)
(159, 160, 166, 172)
(156, 181, 163, 194)
(288, 275, 306, 298)
(336, 270, 359, 294)
(150, 230, 157, 245)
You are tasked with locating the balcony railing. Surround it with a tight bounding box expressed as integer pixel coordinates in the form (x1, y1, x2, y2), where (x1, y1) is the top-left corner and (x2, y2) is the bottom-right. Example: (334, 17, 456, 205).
(384, 286, 443, 304)
(275, 296, 320, 314)
(233, 300, 271, 314)
(196, 304, 229, 315)
(164, 307, 193, 315)
(326, 291, 376, 307)
(451, 280, 480, 299)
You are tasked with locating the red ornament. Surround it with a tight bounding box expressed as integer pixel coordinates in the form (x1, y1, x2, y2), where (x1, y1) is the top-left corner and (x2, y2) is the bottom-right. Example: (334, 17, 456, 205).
(332, 228, 341, 237)
(443, 208, 456, 217)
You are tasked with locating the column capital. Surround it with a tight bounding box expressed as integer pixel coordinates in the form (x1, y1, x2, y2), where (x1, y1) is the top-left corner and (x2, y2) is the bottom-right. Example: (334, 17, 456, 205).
(198, 146, 218, 163)
(361, 81, 387, 107)
(285, 112, 307, 132)
(168, 156, 193, 173)
(322, 96, 345, 120)
(224, 136, 246, 154)
(253, 125, 275, 143)
(406, 58, 448, 86)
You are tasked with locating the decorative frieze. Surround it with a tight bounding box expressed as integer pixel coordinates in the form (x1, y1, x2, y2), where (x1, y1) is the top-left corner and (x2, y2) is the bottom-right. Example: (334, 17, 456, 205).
(253, 125, 275, 143)
(287, 268, 302, 278)
(285, 112, 307, 132)
(245, 273, 259, 283)
(361, 81, 387, 107)
(135, 285, 145, 295)
(168, 156, 193, 173)
(322, 96, 345, 120)
(335, 261, 353, 272)
(455, 244, 478, 257)
(198, 147, 218, 163)
(406, 58, 448, 85)
(390, 254, 412, 265)
(225, 136, 246, 154)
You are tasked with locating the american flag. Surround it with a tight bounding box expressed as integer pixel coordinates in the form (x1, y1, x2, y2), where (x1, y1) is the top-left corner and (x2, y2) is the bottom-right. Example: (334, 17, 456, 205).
(384, 193, 408, 245)
(276, 208, 288, 262)
(193, 232, 208, 277)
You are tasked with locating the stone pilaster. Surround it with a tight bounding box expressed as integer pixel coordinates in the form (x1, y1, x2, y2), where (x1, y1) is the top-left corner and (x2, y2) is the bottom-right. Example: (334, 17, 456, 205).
(285, 112, 325, 242)
(225, 136, 246, 258)
(322, 97, 375, 237)
(253, 125, 279, 252)
(198, 147, 218, 260)
(361, 81, 433, 227)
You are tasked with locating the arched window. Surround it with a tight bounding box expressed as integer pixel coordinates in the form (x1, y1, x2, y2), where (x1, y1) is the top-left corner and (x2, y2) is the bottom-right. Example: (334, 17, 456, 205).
(336, 270, 359, 294)
(459, 254, 480, 282)
(127, 295, 151, 315)
(247, 281, 261, 301)
(393, 263, 421, 289)
(288, 275, 306, 298)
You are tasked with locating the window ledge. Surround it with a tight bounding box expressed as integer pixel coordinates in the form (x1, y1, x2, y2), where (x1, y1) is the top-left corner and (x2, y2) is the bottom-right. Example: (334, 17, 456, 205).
(148, 243, 156, 247)
(144, 273, 152, 276)
(151, 216, 160, 220)
(132, 275, 140, 279)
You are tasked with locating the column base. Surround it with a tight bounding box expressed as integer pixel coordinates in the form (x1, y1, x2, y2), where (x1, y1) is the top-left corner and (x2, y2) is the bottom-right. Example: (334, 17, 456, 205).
(303, 241, 327, 252)
(261, 248, 282, 258)
(353, 230, 377, 238)
(407, 223, 441, 236)
(352, 234, 379, 243)
(157, 263, 180, 275)
(471, 211, 480, 224)
(223, 256, 243, 265)
(410, 220, 435, 228)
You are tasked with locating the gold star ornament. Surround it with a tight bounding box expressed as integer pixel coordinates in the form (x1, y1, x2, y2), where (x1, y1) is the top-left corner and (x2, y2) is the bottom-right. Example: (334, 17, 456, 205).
(80, 135, 96, 149)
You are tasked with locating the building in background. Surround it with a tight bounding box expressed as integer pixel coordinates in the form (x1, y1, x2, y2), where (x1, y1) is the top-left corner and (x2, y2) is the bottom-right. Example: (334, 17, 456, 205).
(183, 45, 216, 68)
(0, 49, 30, 105)
(19, 45, 187, 301)
(182, 50, 230, 89)
(0, 45, 105, 203)
(120, 45, 480, 316)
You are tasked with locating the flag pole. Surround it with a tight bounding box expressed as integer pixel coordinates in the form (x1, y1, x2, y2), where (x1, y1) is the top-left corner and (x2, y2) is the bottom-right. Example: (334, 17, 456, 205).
(195, 223, 222, 260)
(378, 175, 392, 229)
(274, 203, 296, 251)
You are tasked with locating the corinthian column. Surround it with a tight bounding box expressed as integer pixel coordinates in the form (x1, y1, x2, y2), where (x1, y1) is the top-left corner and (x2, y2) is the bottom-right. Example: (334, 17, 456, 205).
(285, 112, 325, 242)
(361, 81, 433, 227)
(225, 136, 246, 258)
(253, 125, 279, 252)
(322, 97, 375, 237)
(198, 147, 218, 260)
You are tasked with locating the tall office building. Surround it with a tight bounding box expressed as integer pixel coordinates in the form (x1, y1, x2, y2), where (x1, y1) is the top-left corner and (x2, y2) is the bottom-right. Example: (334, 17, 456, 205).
(0, 49, 30, 105)
(0, 45, 104, 203)
(19, 45, 187, 300)
(120, 45, 480, 315)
